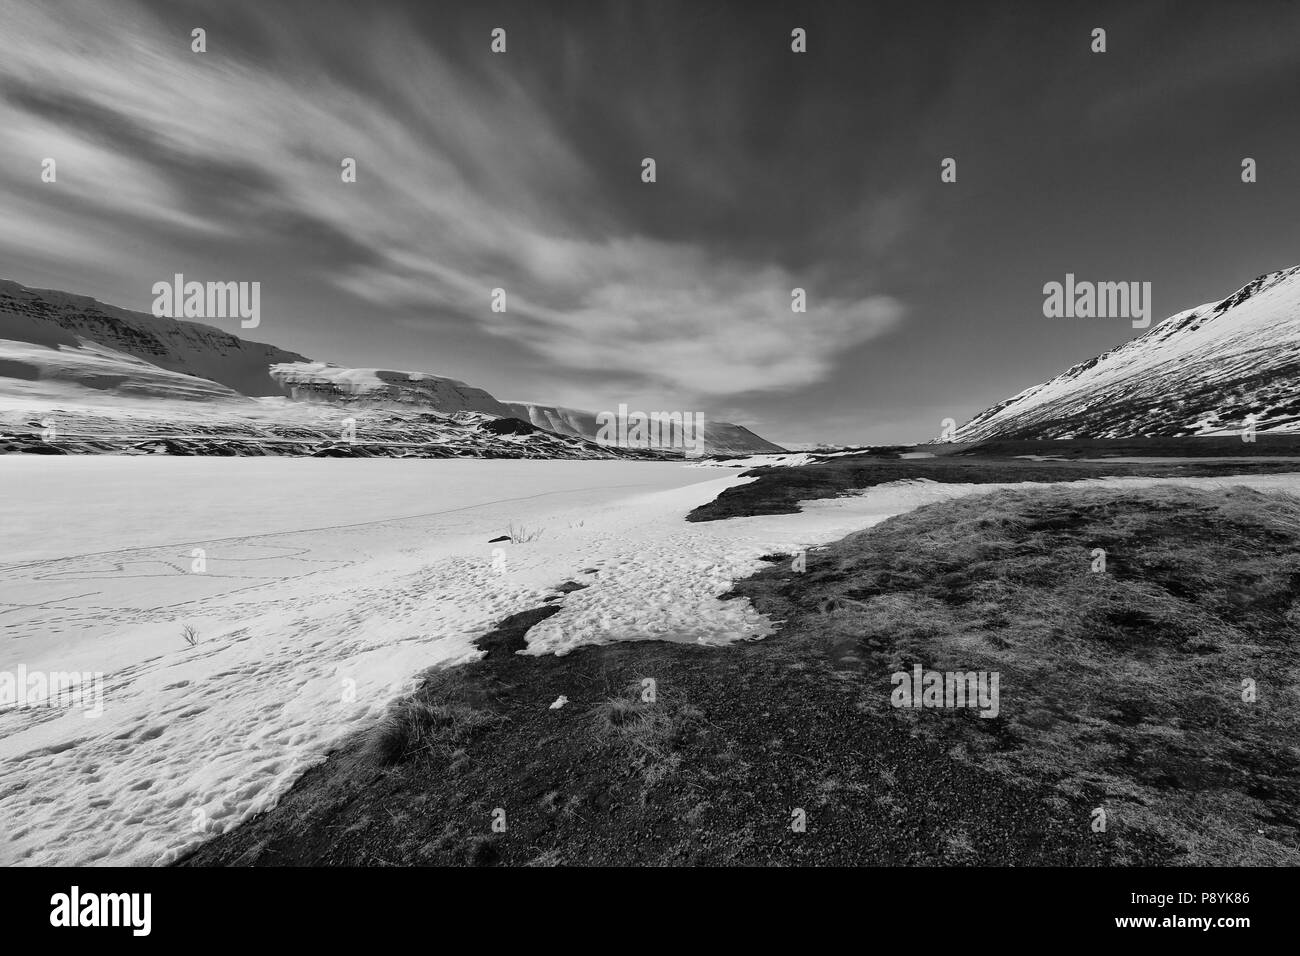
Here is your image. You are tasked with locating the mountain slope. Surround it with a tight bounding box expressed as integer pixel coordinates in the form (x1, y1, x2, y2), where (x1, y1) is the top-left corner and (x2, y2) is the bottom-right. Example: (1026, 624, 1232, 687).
(0, 336, 243, 402)
(502, 401, 787, 456)
(950, 266, 1300, 441)
(270, 362, 512, 415)
(0, 279, 308, 396)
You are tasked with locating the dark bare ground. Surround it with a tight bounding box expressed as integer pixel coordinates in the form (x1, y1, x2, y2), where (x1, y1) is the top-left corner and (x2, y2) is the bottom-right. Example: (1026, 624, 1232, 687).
(740, 484, 1300, 865)
(688, 451, 1300, 522)
(179, 604, 1167, 866)
(948, 434, 1300, 459)
(178, 616, 1162, 865)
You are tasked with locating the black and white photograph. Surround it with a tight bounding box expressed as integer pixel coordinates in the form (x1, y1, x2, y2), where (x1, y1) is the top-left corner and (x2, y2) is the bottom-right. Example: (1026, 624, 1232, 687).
(0, 0, 1293, 936)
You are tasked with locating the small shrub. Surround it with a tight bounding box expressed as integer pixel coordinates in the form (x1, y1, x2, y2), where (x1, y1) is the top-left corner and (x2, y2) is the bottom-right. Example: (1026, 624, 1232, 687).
(508, 522, 544, 543)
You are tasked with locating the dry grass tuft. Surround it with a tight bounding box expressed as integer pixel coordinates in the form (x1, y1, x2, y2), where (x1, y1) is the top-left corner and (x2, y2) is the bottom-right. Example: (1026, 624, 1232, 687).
(590, 679, 705, 783)
(363, 667, 503, 767)
(508, 522, 545, 543)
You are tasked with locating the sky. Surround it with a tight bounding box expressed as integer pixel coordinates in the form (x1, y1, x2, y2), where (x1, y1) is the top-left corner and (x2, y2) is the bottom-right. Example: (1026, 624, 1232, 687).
(2, 0, 1299, 446)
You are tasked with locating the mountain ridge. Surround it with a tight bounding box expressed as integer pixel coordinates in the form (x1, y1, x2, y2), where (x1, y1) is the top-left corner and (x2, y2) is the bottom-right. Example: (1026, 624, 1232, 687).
(948, 266, 1300, 442)
(501, 400, 787, 456)
(0, 279, 308, 396)
(0, 278, 786, 456)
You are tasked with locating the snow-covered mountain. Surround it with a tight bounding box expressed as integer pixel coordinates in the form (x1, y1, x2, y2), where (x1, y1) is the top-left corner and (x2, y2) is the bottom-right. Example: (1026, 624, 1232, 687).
(949, 266, 1300, 441)
(0, 279, 784, 456)
(0, 279, 306, 396)
(270, 362, 512, 415)
(502, 401, 787, 456)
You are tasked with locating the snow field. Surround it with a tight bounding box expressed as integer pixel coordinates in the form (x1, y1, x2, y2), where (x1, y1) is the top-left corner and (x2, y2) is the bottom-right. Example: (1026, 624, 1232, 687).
(4, 458, 1300, 865)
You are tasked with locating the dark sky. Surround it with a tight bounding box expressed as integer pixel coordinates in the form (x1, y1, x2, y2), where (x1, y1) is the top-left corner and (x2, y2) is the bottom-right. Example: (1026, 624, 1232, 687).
(3, 0, 1298, 445)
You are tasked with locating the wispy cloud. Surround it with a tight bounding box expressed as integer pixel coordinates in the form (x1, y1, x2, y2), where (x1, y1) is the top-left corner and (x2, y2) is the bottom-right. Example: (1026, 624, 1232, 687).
(0, 0, 905, 409)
